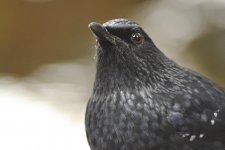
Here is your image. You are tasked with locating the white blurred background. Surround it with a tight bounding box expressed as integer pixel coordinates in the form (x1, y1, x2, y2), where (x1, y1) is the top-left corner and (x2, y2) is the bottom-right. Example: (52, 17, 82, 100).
(0, 0, 224, 150)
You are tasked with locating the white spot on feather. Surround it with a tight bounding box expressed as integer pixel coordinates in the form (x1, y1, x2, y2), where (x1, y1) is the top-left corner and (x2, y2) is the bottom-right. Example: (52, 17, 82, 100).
(120, 91, 125, 101)
(199, 134, 204, 138)
(130, 94, 135, 100)
(214, 112, 218, 117)
(189, 135, 196, 141)
(211, 119, 215, 125)
(194, 89, 199, 93)
(181, 133, 190, 138)
(128, 99, 134, 107)
(125, 91, 130, 99)
(140, 89, 146, 99)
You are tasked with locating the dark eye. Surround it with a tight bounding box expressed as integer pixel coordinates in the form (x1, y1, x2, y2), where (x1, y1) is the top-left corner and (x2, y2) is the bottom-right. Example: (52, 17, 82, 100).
(131, 32, 144, 45)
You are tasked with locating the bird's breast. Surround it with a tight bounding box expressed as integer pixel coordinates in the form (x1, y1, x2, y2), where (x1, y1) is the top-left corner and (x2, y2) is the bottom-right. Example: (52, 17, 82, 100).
(85, 90, 173, 150)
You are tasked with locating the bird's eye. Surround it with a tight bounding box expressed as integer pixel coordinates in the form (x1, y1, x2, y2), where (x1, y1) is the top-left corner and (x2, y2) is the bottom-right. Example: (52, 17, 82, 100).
(131, 32, 144, 45)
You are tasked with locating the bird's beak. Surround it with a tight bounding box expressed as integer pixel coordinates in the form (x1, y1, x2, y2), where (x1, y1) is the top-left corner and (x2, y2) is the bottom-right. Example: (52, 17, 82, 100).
(88, 22, 116, 45)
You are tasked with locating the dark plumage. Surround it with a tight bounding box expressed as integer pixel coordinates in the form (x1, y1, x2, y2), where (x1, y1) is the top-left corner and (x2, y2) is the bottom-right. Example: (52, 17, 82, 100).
(85, 19, 225, 150)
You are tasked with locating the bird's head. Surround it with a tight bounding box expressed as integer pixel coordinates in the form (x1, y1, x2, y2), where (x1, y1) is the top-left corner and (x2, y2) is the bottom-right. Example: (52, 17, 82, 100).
(89, 19, 174, 90)
(89, 19, 156, 61)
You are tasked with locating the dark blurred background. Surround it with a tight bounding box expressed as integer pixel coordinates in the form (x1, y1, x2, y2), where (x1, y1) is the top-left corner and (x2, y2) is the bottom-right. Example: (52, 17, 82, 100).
(0, 0, 224, 150)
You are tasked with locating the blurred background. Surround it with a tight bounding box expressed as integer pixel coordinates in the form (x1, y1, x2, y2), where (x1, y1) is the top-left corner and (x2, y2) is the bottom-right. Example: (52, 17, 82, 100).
(0, 0, 224, 150)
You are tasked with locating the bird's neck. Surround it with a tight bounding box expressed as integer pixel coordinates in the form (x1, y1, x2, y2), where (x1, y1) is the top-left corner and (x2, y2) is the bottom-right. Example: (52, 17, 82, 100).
(93, 50, 179, 96)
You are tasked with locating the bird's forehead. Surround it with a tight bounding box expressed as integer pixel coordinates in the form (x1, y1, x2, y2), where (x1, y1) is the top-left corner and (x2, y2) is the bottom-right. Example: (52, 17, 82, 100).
(103, 19, 138, 29)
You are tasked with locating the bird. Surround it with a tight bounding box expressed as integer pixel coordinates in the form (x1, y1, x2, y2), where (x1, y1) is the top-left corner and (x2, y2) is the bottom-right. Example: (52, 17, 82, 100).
(85, 19, 225, 150)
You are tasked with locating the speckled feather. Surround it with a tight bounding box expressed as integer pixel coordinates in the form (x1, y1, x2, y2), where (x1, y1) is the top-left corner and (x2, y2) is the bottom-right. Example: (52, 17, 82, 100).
(86, 19, 225, 150)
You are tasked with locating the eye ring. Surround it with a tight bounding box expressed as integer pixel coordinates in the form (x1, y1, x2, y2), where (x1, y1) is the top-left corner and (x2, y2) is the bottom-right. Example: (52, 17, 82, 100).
(131, 32, 144, 45)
